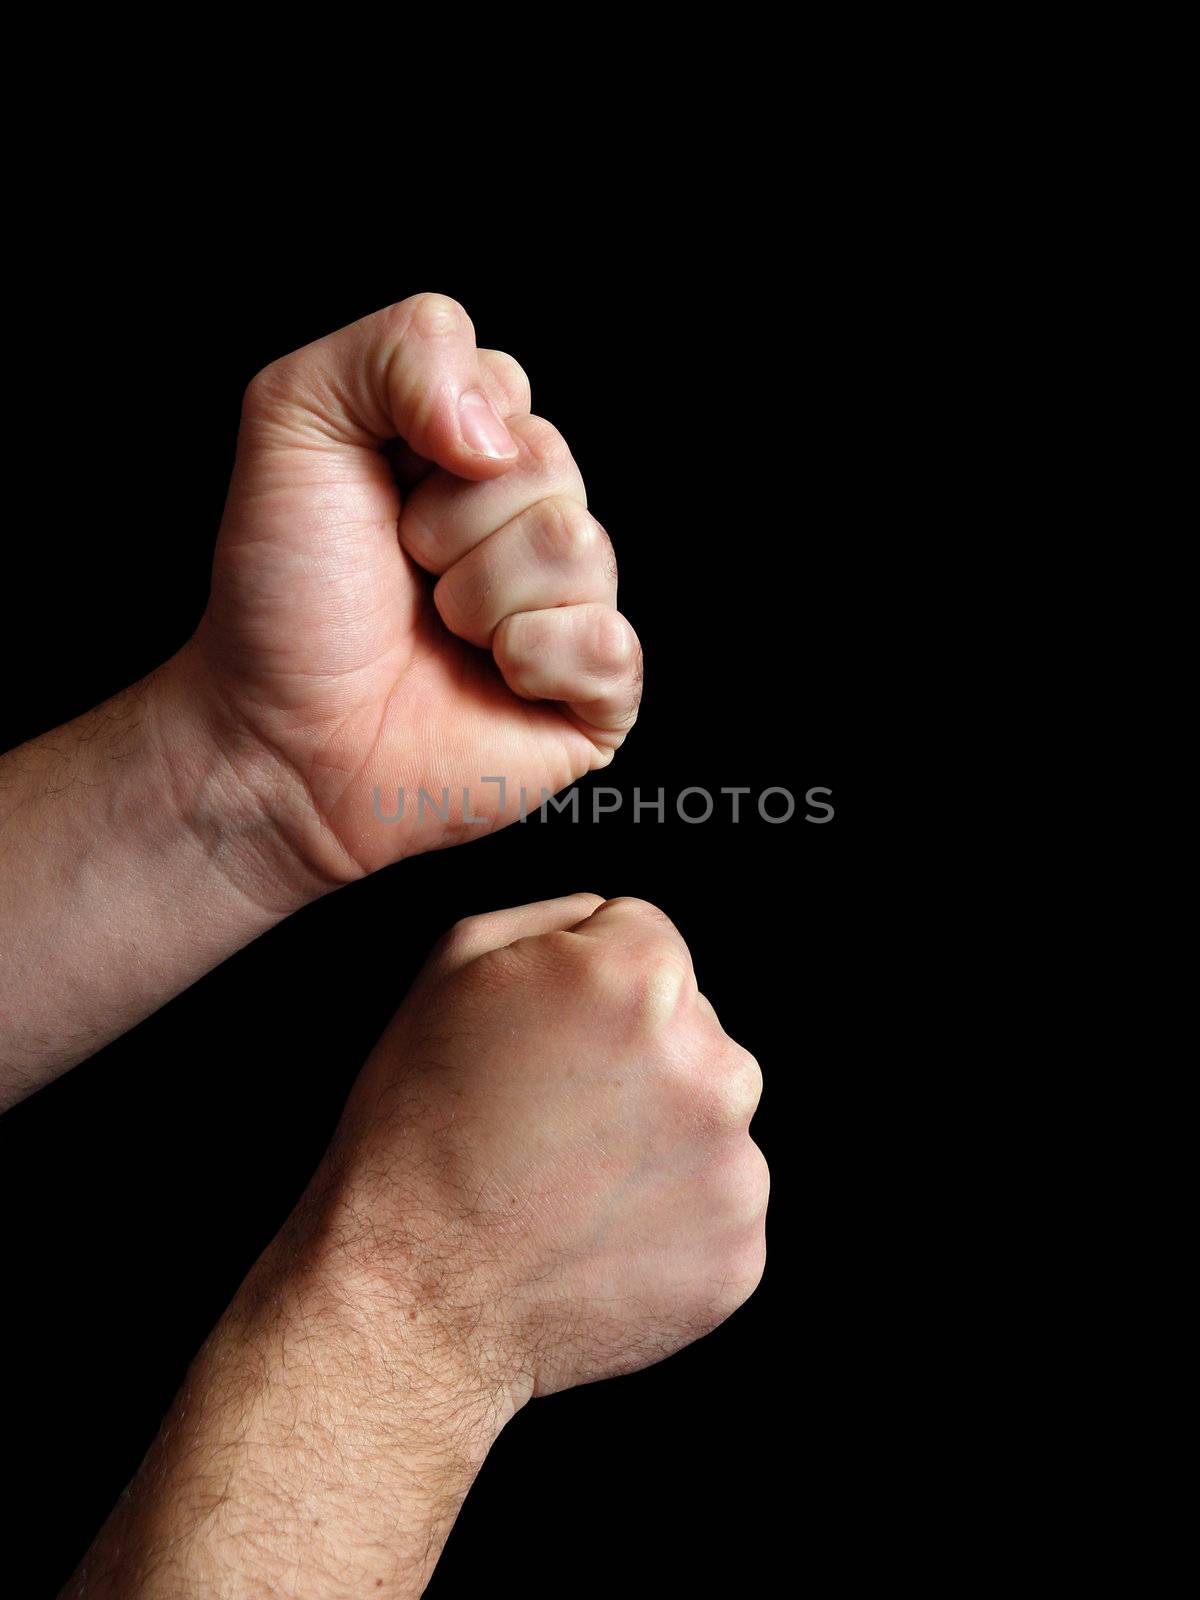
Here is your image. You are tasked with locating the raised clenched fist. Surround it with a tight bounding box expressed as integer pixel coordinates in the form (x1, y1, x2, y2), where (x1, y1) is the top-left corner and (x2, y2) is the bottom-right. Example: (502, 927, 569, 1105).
(170, 294, 643, 889)
(306, 893, 768, 1407)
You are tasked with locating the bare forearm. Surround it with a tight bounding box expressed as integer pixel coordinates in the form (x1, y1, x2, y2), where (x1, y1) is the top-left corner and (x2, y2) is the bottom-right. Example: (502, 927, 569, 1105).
(0, 647, 336, 1108)
(62, 1206, 510, 1598)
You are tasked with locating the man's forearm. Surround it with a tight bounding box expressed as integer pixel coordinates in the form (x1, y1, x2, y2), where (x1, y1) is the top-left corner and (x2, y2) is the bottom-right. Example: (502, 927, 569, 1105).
(0, 646, 342, 1108)
(61, 1196, 513, 1598)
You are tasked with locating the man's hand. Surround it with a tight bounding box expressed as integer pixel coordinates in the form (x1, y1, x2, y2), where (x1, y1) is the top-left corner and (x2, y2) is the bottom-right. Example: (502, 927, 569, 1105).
(176, 293, 643, 883)
(0, 297, 642, 1098)
(65, 895, 767, 1596)
(325, 892, 769, 1401)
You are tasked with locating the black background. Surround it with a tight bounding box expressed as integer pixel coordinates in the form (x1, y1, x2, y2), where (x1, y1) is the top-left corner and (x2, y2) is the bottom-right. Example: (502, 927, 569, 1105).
(1, 197, 923, 1594)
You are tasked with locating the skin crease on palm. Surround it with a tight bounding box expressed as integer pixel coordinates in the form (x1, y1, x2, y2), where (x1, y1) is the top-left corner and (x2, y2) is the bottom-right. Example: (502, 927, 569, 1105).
(301, 892, 769, 1408)
(177, 291, 645, 880)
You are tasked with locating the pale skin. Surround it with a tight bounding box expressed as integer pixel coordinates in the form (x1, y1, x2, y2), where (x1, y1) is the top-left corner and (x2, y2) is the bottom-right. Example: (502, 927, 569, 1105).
(0, 293, 642, 1107)
(62, 894, 768, 1597)
(0, 297, 767, 1595)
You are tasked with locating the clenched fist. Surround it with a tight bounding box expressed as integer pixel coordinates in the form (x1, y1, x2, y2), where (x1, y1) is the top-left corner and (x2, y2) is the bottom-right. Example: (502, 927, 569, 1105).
(171, 293, 643, 886)
(309, 893, 768, 1406)
(0, 297, 647, 1103)
(63, 895, 768, 1594)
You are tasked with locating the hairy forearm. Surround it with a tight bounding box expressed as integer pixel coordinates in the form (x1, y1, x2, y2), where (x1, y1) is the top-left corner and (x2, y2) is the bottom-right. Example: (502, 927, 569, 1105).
(62, 1202, 512, 1599)
(0, 646, 339, 1108)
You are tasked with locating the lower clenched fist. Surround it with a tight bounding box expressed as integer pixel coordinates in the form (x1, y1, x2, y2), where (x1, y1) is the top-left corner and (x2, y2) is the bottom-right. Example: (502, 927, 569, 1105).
(60, 898, 766, 1592)
(307, 893, 768, 1407)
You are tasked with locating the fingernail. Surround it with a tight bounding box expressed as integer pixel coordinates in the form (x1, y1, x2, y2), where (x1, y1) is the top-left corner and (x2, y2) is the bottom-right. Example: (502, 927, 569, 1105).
(458, 389, 518, 460)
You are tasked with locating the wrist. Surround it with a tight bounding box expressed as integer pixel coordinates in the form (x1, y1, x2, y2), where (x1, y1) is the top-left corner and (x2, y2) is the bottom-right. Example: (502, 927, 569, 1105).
(0, 658, 337, 1097)
(234, 1230, 516, 1453)
(147, 640, 364, 915)
(272, 1160, 535, 1431)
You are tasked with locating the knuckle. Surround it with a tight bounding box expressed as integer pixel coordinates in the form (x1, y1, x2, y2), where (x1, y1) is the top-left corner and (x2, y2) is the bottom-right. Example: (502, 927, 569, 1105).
(534, 495, 597, 565)
(735, 1143, 771, 1215)
(634, 948, 693, 1030)
(677, 1043, 763, 1132)
(621, 946, 694, 1035)
(724, 1046, 764, 1125)
(572, 939, 690, 1033)
(724, 1231, 767, 1305)
(586, 607, 638, 674)
(397, 290, 472, 341)
(701, 1143, 769, 1232)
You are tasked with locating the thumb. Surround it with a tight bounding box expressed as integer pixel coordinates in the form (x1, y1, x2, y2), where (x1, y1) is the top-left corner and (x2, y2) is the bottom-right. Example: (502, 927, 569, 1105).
(428, 893, 607, 975)
(242, 292, 520, 479)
